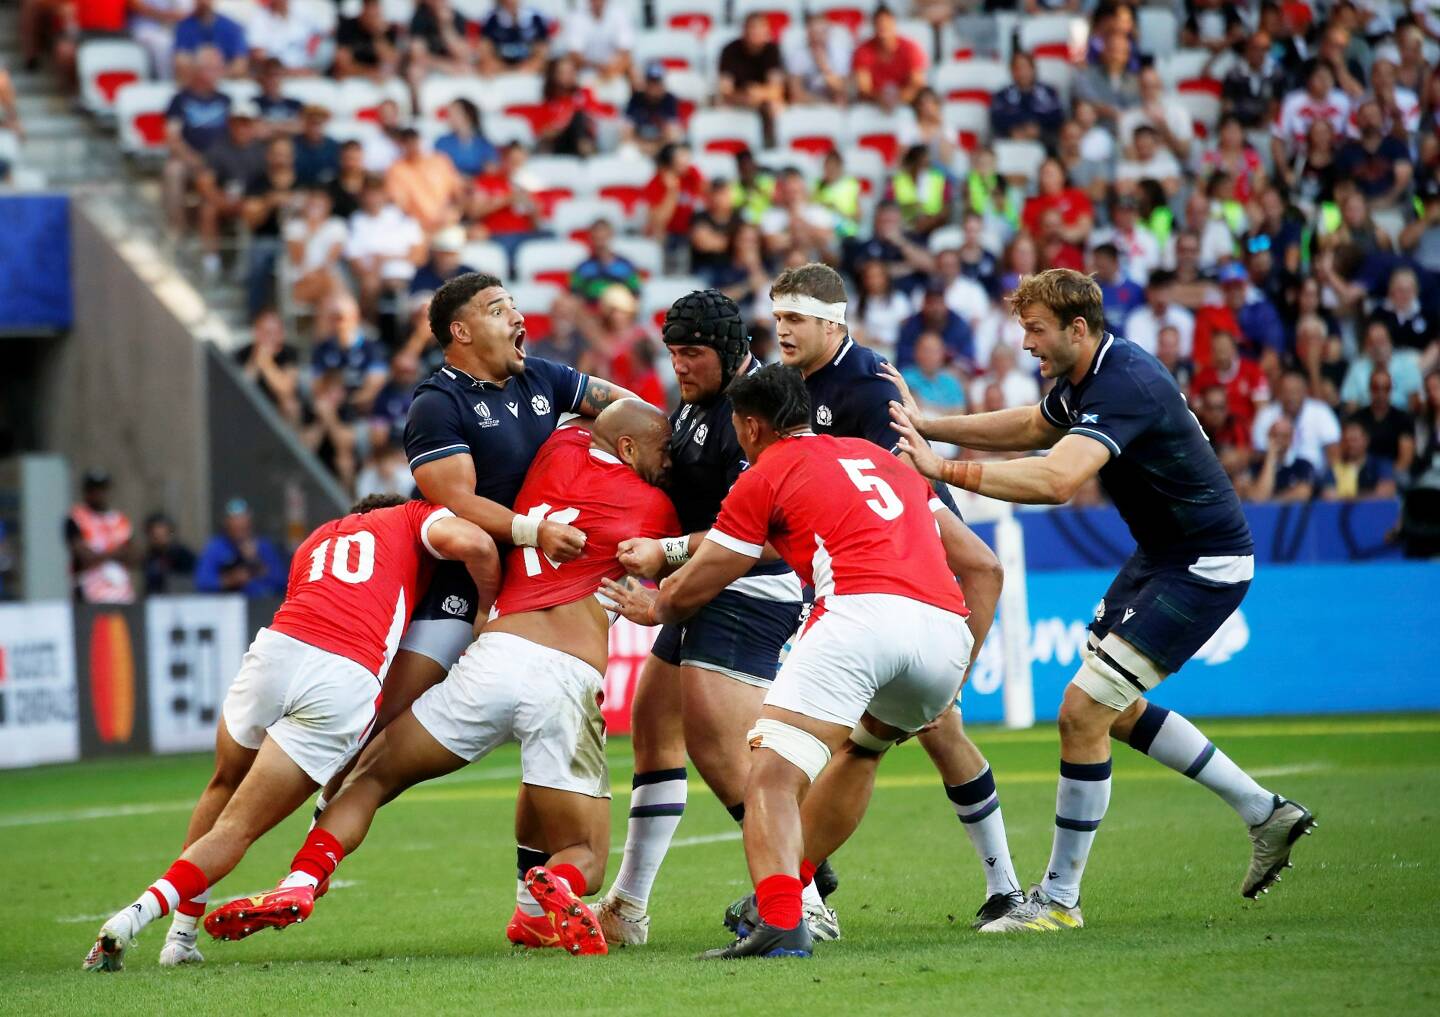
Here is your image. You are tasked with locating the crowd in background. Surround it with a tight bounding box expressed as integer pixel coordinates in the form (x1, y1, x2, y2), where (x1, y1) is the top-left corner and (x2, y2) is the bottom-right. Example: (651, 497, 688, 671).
(20, 0, 1440, 561)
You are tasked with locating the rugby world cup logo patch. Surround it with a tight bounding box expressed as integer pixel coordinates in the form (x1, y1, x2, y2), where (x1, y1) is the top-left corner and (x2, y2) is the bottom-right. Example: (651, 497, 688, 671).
(474, 402, 499, 428)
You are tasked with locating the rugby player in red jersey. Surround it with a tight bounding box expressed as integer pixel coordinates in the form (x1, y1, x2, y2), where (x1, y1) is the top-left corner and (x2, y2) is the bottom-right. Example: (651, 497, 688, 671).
(83, 496, 496, 972)
(205, 400, 679, 956)
(603, 365, 974, 959)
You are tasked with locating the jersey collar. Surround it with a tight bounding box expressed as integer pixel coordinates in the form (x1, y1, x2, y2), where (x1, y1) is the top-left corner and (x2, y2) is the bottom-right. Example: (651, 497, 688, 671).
(589, 447, 622, 465)
(812, 337, 853, 377)
(1087, 333, 1117, 378)
(441, 364, 506, 391)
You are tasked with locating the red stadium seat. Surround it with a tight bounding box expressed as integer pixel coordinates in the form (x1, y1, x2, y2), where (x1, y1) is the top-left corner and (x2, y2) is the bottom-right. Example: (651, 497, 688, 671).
(78, 39, 149, 115)
(931, 60, 1009, 107)
(654, 0, 724, 36)
(847, 104, 918, 167)
(689, 109, 764, 156)
(114, 81, 176, 154)
(776, 105, 848, 157)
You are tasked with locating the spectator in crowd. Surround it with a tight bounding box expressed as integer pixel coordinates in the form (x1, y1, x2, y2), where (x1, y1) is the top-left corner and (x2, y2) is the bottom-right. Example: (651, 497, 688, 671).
(334, 0, 401, 81)
(347, 174, 426, 317)
(761, 167, 840, 262)
(479, 0, 552, 75)
(142, 512, 197, 595)
(1336, 99, 1414, 210)
(536, 53, 598, 156)
(1156, 324, 1195, 391)
(303, 368, 360, 485)
(1370, 267, 1438, 356)
(410, 225, 475, 302)
(1021, 158, 1095, 248)
(901, 331, 968, 415)
(254, 58, 302, 138)
(1325, 420, 1397, 499)
(1116, 124, 1183, 199)
(236, 308, 302, 426)
(969, 341, 1038, 411)
(473, 142, 543, 255)
(907, 87, 955, 169)
(644, 141, 705, 263)
(1367, 58, 1421, 140)
(1398, 371, 1440, 556)
(843, 199, 932, 284)
(689, 179, 739, 284)
(241, 134, 301, 316)
(623, 62, 684, 156)
(1195, 261, 1287, 364)
(710, 222, 773, 324)
(951, 211, 1001, 298)
(130, 0, 190, 81)
(1197, 381, 1253, 485)
(1201, 116, 1267, 205)
(784, 12, 852, 105)
(1124, 268, 1194, 357)
(1088, 1, 1141, 68)
(813, 149, 862, 233)
(731, 148, 777, 221)
(883, 145, 949, 240)
(889, 275, 972, 370)
(559, 0, 633, 81)
(1090, 192, 1160, 285)
(385, 127, 465, 234)
(1342, 318, 1424, 412)
(718, 12, 785, 130)
(1222, 29, 1284, 131)
(195, 498, 287, 597)
(173, 0, 249, 84)
(433, 98, 497, 177)
(1074, 28, 1140, 130)
(1092, 241, 1144, 326)
(1400, 174, 1440, 274)
(311, 290, 390, 416)
(161, 46, 231, 238)
(1250, 416, 1320, 502)
(1055, 117, 1111, 206)
(853, 259, 912, 355)
(292, 105, 340, 186)
(990, 50, 1064, 144)
(570, 219, 640, 303)
(282, 186, 348, 307)
(852, 5, 928, 106)
(247, 0, 329, 76)
(1253, 370, 1343, 478)
(1348, 368, 1416, 474)
(1170, 229, 1218, 308)
(582, 285, 664, 404)
(1193, 328, 1270, 435)
(1036, 207, 1086, 272)
(1119, 66, 1194, 164)
(407, 0, 475, 83)
(66, 470, 136, 605)
(1272, 62, 1352, 171)
(355, 426, 415, 500)
(931, 246, 992, 332)
(196, 101, 267, 277)
(370, 352, 420, 442)
(1183, 0, 1245, 57)
(1315, 21, 1366, 99)
(325, 139, 367, 218)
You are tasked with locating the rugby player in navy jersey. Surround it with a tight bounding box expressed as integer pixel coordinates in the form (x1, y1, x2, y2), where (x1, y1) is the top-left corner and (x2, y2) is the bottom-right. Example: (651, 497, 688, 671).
(765, 263, 1024, 928)
(314, 273, 638, 895)
(889, 269, 1315, 931)
(594, 291, 843, 945)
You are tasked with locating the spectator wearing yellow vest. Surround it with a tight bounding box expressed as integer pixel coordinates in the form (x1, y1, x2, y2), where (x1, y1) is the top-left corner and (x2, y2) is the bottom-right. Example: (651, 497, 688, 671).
(730, 148, 776, 224)
(813, 150, 861, 238)
(66, 470, 137, 605)
(886, 144, 954, 238)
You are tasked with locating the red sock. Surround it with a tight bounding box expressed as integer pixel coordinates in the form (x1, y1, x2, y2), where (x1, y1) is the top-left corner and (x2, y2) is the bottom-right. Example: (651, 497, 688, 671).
(177, 896, 207, 919)
(799, 858, 817, 888)
(149, 859, 208, 916)
(755, 874, 803, 930)
(290, 827, 346, 883)
(550, 863, 588, 897)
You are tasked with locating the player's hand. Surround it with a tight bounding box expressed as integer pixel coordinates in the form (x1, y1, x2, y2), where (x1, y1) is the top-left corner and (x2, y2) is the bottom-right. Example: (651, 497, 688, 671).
(539, 519, 587, 562)
(617, 537, 666, 579)
(890, 404, 945, 481)
(600, 576, 659, 626)
(878, 363, 924, 432)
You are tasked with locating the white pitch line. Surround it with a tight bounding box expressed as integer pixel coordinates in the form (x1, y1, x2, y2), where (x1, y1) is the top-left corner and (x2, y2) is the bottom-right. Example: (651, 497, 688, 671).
(610, 830, 742, 853)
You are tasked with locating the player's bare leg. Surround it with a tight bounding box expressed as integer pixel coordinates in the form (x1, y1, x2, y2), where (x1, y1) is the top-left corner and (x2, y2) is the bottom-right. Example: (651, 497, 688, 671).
(910, 511, 1022, 922)
(518, 783, 611, 954)
(84, 737, 316, 971)
(204, 710, 466, 941)
(681, 666, 763, 812)
(598, 654, 686, 942)
(1109, 689, 1314, 898)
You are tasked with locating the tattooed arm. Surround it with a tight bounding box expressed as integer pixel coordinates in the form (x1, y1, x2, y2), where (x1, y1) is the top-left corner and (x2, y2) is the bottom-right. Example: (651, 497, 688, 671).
(575, 376, 641, 418)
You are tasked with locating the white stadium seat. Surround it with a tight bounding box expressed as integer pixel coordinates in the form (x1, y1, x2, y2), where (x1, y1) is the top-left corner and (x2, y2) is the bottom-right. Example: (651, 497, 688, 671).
(1017, 14, 1085, 60)
(847, 103, 917, 167)
(114, 81, 176, 154)
(653, 0, 727, 37)
(943, 100, 990, 151)
(689, 108, 764, 155)
(515, 237, 591, 287)
(78, 39, 148, 116)
(548, 197, 630, 240)
(633, 29, 707, 74)
(1138, 7, 1180, 60)
(774, 105, 850, 157)
(994, 138, 1047, 186)
(640, 276, 708, 329)
(611, 236, 664, 279)
(931, 60, 1009, 105)
(418, 75, 487, 121)
(733, 0, 804, 37)
(280, 77, 340, 113)
(461, 240, 511, 278)
(810, 0, 878, 38)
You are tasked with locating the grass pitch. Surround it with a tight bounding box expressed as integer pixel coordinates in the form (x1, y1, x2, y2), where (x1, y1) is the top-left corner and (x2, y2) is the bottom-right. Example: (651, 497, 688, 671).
(1, 714, 1437, 1016)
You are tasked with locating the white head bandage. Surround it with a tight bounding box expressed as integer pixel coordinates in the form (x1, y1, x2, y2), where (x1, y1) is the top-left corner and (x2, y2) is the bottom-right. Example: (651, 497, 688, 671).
(772, 293, 848, 325)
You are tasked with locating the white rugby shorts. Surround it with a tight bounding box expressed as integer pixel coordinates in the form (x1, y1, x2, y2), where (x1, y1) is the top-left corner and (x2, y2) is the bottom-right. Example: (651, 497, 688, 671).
(410, 632, 610, 798)
(765, 593, 973, 733)
(222, 627, 381, 785)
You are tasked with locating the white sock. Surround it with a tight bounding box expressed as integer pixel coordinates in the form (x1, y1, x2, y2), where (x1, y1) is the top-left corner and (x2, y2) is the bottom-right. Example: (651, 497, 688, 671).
(279, 871, 319, 890)
(309, 793, 329, 830)
(610, 767, 688, 910)
(1040, 759, 1113, 908)
(945, 765, 1022, 897)
(801, 881, 824, 909)
(167, 889, 209, 939)
(1126, 704, 1274, 826)
(517, 845, 546, 917)
(124, 878, 180, 935)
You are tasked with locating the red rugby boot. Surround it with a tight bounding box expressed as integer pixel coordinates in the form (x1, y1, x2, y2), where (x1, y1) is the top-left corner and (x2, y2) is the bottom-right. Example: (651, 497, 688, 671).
(523, 867, 608, 956)
(204, 885, 315, 942)
(505, 907, 564, 949)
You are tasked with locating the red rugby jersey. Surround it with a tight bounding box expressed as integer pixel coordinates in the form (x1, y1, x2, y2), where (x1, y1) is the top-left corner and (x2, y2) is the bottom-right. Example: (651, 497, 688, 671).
(709, 433, 967, 617)
(270, 501, 451, 676)
(494, 427, 680, 616)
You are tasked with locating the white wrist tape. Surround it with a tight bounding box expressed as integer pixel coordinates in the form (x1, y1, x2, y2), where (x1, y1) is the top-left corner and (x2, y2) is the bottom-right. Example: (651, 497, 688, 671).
(660, 536, 692, 566)
(772, 293, 848, 325)
(510, 512, 541, 548)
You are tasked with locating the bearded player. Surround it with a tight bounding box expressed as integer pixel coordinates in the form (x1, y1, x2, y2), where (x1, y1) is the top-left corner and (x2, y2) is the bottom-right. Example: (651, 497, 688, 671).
(594, 291, 835, 947)
(604, 364, 973, 959)
(82, 495, 495, 971)
(205, 401, 679, 956)
(765, 262, 1022, 927)
(889, 269, 1315, 931)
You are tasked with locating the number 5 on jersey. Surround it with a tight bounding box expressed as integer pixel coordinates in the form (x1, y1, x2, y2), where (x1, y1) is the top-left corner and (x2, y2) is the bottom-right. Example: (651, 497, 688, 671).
(307, 531, 376, 584)
(520, 503, 582, 575)
(839, 459, 904, 521)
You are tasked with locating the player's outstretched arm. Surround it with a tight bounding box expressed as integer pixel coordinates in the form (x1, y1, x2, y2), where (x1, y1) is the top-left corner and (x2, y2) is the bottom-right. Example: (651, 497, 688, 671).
(425, 515, 503, 610)
(601, 539, 754, 626)
(617, 532, 782, 579)
(415, 455, 586, 562)
(889, 398, 1064, 453)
